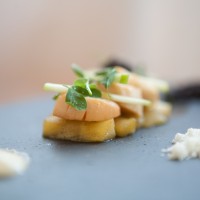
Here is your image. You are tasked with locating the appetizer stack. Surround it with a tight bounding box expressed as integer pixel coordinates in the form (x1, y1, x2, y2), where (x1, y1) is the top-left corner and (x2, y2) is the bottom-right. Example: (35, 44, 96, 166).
(43, 64, 171, 142)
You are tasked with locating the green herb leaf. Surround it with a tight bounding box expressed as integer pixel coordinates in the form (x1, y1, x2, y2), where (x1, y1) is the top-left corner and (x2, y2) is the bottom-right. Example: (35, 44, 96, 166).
(96, 68, 117, 88)
(72, 86, 89, 96)
(66, 87, 87, 110)
(74, 78, 92, 95)
(65, 85, 102, 110)
(52, 93, 60, 100)
(73, 85, 101, 98)
(74, 78, 87, 88)
(95, 70, 107, 76)
(90, 88, 102, 98)
(71, 63, 85, 78)
(89, 83, 97, 89)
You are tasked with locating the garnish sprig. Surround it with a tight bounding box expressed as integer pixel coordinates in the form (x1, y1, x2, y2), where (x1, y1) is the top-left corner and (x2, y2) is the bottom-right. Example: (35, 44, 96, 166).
(71, 65, 129, 88)
(95, 67, 117, 88)
(44, 78, 101, 111)
(71, 63, 85, 78)
(43, 83, 151, 107)
(95, 67, 129, 88)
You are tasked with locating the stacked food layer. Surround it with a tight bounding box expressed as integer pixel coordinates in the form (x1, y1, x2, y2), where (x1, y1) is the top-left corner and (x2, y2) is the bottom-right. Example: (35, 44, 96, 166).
(43, 64, 171, 142)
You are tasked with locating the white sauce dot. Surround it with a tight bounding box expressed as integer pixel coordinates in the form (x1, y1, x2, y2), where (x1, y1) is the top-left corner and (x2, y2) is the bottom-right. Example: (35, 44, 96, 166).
(0, 149, 30, 178)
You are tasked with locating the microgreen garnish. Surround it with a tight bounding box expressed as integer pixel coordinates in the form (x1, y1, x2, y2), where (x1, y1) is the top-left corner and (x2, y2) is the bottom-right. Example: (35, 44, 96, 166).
(65, 84, 101, 110)
(52, 93, 60, 100)
(43, 63, 152, 111)
(74, 78, 92, 95)
(96, 68, 117, 88)
(66, 86, 87, 110)
(43, 82, 151, 108)
(71, 63, 85, 78)
(89, 88, 101, 98)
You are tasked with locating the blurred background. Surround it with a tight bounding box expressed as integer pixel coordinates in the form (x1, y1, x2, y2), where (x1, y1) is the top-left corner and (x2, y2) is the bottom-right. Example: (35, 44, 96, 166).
(0, 0, 200, 104)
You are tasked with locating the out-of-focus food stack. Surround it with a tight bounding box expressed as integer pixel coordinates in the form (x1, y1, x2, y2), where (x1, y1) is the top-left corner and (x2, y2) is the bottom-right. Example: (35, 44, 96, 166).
(43, 64, 172, 142)
(114, 66, 172, 129)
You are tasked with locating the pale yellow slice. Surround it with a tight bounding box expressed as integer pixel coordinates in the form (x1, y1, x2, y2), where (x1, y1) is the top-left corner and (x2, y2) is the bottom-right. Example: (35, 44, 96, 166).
(142, 101, 172, 128)
(114, 117, 137, 137)
(43, 116, 116, 142)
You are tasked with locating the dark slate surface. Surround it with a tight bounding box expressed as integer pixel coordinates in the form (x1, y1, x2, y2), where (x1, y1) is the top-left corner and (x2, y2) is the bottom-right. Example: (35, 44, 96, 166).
(0, 97, 200, 200)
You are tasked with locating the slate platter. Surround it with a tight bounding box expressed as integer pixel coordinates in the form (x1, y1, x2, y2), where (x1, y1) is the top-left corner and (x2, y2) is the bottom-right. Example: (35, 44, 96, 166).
(0, 97, 200, 200)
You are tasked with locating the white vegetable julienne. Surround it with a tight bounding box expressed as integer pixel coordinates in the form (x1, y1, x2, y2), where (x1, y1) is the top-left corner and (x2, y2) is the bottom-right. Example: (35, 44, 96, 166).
(119, 70, 169, 93)
(162, 128, 200, 160)
(108, 93, 151, 106)
(0, 149, 30, 178)
(43, 83, 151, 106)
(43, 83, 68, 93)
(139, 76, 170, 93)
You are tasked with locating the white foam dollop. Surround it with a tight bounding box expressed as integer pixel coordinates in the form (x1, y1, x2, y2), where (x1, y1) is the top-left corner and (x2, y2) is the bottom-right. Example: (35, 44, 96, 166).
(0, 149, 30, 178)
